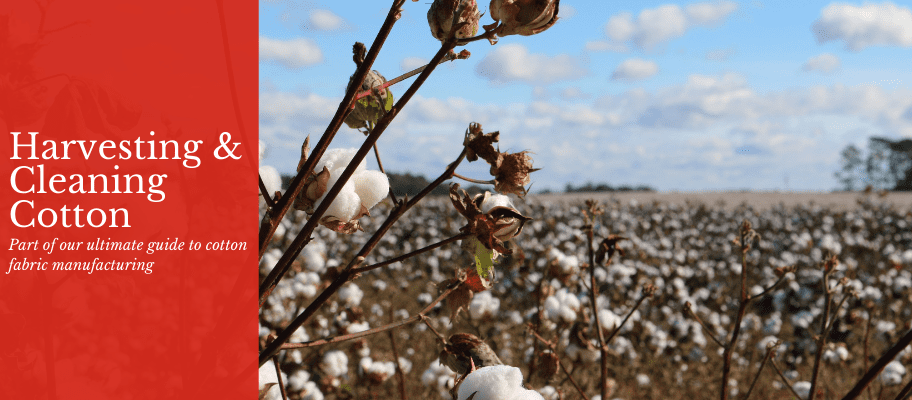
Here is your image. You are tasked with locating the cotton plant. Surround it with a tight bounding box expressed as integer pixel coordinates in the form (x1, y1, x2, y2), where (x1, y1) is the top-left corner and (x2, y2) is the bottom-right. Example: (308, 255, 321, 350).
(292, 147, 390, 233)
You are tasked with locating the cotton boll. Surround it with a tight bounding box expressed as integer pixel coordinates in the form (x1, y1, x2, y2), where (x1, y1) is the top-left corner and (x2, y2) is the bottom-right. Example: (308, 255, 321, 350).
(469, 291, 501, 320)
(456, 366, 544, 400)
(259, 140, 266, 163)
(599, 309, 621, 332)
(480, 194, 516, 214)
(880, 360, 906, 386)
(338, 283, 364, 307)
(259, 360, 286, 400)
(316, 148, 367, 174)
(259, 165, 282, 197)
(322, 350, 349, 378)
(353, 170, 390, 210)
(318, 183, 361, 222)
(544, 288, 580, 323)
(793, 381, 811, 399)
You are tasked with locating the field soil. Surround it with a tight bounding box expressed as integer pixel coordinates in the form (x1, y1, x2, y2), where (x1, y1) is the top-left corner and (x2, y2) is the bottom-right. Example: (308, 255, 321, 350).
(530, 191, 912, 212)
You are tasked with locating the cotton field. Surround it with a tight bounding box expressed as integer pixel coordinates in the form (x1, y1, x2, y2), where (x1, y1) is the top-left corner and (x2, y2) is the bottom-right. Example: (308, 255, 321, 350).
(258, 193, 912, 400)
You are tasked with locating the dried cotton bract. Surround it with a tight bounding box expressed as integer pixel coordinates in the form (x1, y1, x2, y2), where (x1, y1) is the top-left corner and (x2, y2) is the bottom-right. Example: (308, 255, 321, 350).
(489, 0, 560, 37)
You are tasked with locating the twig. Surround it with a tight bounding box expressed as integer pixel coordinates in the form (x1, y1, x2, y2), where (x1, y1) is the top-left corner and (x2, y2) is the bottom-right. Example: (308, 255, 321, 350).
(528, 330, 590, 400)
(388, 305, 408, 400)
(743, 346, 776, 400)
(841, 328, 912, 400)
(584, 203, 610, 400)
(279, 282, 459, 350)
(370, 141, 399, 204)
(420, 315, 446, 345)
(749, 274, 789, 301)
(352, 49, 467, 103)
(770, 358, 805, 399)
(811, 260, 845, 400)
(273, 355, 289, 400)
(259, 176, 275, 208)
(603, 291, 650, 345)
(721, 221, 758, 400)
(863, 307, 874, 400)
(453, 173, 495, 185)
(893, 378, 912, 400)
(683, 302, 727, 349)
(352, 232, 470, 274)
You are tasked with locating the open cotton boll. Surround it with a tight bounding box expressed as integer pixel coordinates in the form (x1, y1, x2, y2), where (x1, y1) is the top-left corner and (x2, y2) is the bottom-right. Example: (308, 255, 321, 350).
(259, 360, 286, 400)
(322, 350, 349, 377)
(259, 165, 282, 197)
(480, 193, 516, 214)
(457, 366, 544, 400)
(353, 170, 390, 210)
(316, 148, 367, 174)
(792, 381, 811, 399)
(259, 140, 266, 163)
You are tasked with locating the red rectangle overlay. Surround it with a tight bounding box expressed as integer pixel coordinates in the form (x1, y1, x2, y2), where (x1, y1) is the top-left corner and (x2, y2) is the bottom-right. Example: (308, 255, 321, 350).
(1, 1, 258, 399)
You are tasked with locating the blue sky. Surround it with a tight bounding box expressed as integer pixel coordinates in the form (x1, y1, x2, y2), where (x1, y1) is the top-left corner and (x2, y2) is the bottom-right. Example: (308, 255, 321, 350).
(259, 0, 912, 192)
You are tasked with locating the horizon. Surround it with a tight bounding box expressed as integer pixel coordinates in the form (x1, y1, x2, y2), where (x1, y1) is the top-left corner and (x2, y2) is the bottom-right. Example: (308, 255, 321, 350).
(259, 0, 912, 192)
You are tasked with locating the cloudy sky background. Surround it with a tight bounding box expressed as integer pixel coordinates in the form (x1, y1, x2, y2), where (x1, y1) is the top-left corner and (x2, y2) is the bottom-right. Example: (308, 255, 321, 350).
(259, 0, 912, 192)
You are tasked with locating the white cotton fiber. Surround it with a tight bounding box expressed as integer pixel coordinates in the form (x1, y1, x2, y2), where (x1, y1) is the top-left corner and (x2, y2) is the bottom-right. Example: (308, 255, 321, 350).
(322, 350, 349, 377)
(259, 360, 285, 400)
(320, 185, 361, 221)
(599, 309, 621, 331)
(316, 148, 367, 174)
(544, 288, 580, 323)
(353, 170, 390, 210)
(480, 193, 515, 214)
(259, 165, 282, 197)
(259, 140, 266, 163)
(456, 366, 544, 400)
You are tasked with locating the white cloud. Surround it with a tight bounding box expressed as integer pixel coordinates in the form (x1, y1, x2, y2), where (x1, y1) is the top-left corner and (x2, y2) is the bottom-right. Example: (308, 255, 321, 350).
(400, 57, 428, 72)
(259, 77, 912, 191)
(686, 1, 739, 25)
(585, 40, 628, 52)
(259, 36, 323, 68)
(260, 91, 337, 123)
(308, 9, 345, 31)
(559, 4, 577, 20)
(812, 2, 912, 51)
(611, 58, 659, 81)
(603, 1, 738, 51)
(474, 44, 587, 84)
(803, 53, 841, 74)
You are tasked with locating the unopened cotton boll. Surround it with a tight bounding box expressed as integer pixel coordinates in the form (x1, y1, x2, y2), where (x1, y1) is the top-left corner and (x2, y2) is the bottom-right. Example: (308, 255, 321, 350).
(456, 366, 544, 400)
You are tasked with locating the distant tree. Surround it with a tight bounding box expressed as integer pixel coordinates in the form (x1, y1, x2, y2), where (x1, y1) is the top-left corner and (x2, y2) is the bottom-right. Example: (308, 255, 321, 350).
(835, 144, 862, 191)
(564, 182, 655, 193)
(837, 137, 912, 191)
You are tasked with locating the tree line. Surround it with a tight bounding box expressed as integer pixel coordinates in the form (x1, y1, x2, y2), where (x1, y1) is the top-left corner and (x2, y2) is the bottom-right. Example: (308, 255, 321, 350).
(836, 137, 912, 191)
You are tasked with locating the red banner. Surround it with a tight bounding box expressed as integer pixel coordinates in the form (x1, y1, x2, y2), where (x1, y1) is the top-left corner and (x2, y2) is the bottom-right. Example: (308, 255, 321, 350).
(1, 1, 258, 399)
